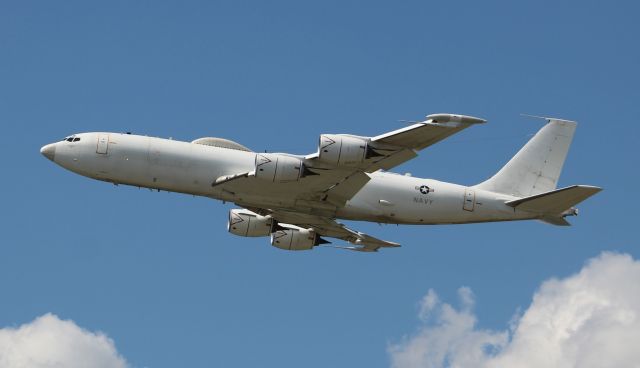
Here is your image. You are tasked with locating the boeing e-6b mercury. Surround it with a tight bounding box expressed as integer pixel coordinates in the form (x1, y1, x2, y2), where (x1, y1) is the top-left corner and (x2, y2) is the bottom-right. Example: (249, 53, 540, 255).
(40, 113, 601, 252)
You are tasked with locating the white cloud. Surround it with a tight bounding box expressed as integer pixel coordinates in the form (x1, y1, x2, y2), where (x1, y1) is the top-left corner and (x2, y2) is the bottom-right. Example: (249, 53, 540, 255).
(389, 252, 640, 368)
(0, 313, 129, 368)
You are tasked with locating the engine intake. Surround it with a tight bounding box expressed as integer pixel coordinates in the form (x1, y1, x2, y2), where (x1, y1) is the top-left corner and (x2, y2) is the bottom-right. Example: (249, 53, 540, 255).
(228, 209, 274, 237)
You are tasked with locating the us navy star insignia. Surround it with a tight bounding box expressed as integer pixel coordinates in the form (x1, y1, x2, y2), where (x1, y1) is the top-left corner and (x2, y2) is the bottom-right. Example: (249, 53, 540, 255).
(417, 185, 434, 195)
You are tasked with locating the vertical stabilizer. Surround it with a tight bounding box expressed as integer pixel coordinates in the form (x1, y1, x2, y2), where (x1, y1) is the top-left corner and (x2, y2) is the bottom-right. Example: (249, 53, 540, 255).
(475, 118, 577, 198)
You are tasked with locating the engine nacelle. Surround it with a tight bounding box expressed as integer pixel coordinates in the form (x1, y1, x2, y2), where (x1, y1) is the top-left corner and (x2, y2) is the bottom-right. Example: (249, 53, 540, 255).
(227, 209, 274, 237)
(317, 134, 368, 167)
(254, 153, 303, 182)
(270, 227, 318, 251)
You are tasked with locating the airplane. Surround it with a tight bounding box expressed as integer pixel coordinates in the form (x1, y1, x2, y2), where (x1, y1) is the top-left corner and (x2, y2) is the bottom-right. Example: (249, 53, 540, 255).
(40, 113, 601, 252)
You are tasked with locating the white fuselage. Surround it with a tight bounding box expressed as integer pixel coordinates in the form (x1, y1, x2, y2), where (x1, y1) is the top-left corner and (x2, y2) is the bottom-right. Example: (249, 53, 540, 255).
(42, 132, 537, 225)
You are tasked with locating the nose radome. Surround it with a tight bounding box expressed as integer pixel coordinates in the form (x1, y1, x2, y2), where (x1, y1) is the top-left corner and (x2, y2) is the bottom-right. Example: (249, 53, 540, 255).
(40, 143, 56, 161)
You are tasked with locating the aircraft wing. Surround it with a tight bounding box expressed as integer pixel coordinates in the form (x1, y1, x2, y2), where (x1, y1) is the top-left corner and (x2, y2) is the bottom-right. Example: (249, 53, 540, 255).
(213, 113, 485, 208)
(300, 113, 486, 204)
(248, 208, 400, 252)
(364, 113, 486, 171)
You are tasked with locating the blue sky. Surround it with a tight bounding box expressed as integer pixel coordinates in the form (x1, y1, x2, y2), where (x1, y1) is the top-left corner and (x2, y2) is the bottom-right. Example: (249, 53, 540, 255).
(0, 1, 638, 367)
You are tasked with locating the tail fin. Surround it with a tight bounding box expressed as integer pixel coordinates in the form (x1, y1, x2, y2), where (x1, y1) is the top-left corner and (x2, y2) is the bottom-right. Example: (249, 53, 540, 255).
(475, 118, 577, 197)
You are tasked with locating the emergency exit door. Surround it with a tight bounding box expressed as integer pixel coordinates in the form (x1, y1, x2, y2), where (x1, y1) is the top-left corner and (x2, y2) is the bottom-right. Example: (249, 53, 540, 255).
(96, 134, 109, 154)
(463, 189, 475, 211)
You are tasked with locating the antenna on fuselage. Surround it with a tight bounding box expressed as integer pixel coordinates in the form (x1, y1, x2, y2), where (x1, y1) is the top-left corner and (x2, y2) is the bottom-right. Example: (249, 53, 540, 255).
(520, 113, 550, 121)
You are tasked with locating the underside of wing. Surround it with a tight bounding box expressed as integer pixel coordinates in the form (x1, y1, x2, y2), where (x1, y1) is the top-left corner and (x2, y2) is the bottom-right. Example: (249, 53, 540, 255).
(250, 208, 400, 252)
(314, 171, 371, 207)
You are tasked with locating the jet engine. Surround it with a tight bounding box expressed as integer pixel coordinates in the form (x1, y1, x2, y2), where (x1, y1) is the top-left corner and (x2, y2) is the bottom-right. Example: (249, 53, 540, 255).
(270, 226, 325, 251)
(317, 134, 371, 167)
(227, 209, 274, 237)
(254, 153, 304, 182)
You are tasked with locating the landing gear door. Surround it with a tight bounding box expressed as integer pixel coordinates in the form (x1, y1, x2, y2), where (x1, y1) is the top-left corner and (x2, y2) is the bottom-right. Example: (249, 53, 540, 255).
(96, 134, 109, 154)
(463, 189, 475, 212)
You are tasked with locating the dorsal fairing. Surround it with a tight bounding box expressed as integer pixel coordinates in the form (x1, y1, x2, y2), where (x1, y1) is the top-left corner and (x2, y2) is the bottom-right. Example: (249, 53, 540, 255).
(191, 137, 252, 152)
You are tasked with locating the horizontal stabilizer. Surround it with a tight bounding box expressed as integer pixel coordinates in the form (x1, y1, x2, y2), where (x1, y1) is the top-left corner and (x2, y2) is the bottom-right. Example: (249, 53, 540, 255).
(505, 185, 602, 214)
(539, 216, 572, 226)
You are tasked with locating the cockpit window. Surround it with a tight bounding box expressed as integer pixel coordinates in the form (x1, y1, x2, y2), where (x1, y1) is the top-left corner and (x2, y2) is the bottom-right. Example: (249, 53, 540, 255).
(62, 135, 81, 142)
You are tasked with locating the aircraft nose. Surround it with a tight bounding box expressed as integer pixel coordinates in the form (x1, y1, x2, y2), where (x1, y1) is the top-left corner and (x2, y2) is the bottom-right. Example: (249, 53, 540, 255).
(40, 143, 56, 161)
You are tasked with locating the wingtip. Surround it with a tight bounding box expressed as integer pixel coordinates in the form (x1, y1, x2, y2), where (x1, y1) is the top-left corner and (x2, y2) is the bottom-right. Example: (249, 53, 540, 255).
(575, 185, 604, 194)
